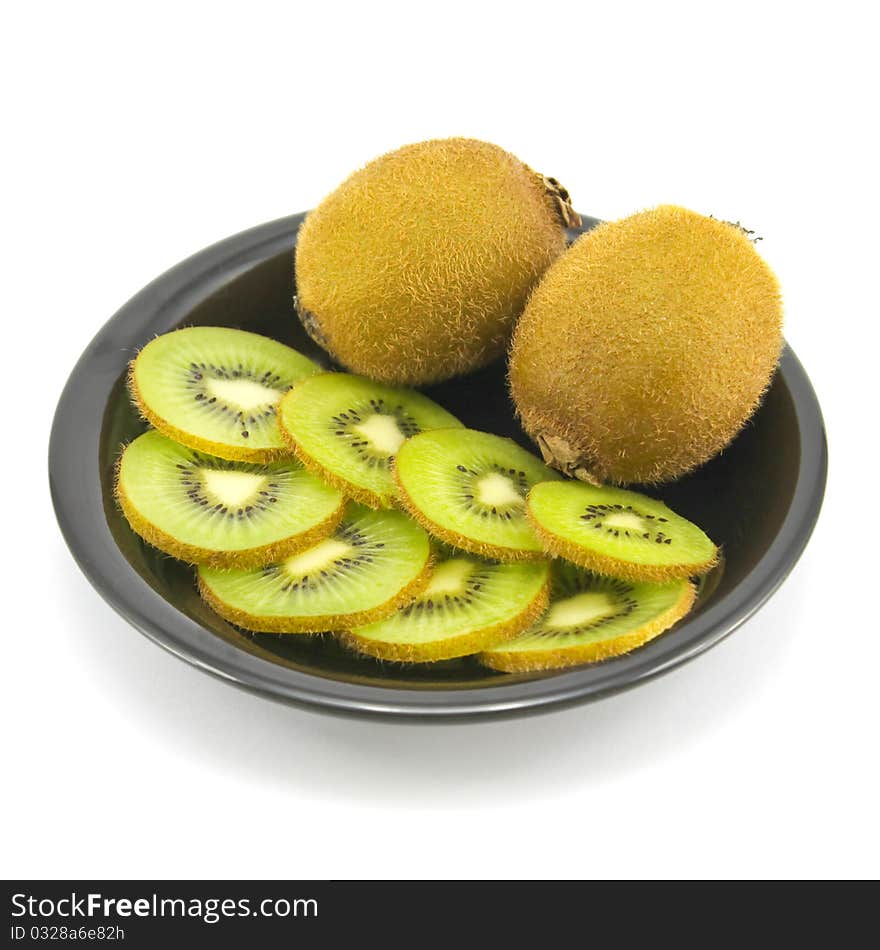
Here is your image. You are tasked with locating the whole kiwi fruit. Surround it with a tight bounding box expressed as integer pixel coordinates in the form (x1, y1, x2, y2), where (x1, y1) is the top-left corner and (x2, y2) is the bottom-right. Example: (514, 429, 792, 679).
(509, 205, 783, 485)
(294, 137, 579, 386)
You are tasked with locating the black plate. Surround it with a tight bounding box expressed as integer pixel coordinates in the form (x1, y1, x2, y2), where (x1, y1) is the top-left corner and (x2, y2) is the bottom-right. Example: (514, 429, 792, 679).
(49, 212, 827, 720)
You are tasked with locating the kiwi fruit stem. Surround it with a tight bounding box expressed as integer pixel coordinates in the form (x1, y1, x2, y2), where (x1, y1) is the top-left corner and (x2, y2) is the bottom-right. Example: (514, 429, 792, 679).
(534, 431, 603, 485)
(537, 174, 581, 230)
(293, 299, 330, 351)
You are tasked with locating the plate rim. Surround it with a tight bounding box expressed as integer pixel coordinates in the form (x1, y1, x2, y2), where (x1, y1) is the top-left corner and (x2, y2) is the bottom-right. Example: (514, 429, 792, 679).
(49, 212, 828, 721)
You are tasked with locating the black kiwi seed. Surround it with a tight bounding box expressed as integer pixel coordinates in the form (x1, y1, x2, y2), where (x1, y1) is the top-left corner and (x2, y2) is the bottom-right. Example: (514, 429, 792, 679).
(398, 566, 491, 618)
(578, 503, 677, 546)
(452, 463, 530, 518)
(176, 457, 282, 522)
(261, 519, 383, 594)
(536, 574, 638, 640)
(183, 362, 288, 439)
(326, 399, 422, 470)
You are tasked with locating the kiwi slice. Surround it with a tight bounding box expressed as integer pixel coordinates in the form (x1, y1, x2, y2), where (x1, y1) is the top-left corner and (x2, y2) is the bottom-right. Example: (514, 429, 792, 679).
(479, 562, 696, 672)
(116, 430, 345, 569)
(339, 548, 551, 662)
(394, 428, 561, 560)
(129, 326, 320, 462)
(527, 480, 718, 581)
(197, 504, 432, 633)
(278, 372, 463, 507)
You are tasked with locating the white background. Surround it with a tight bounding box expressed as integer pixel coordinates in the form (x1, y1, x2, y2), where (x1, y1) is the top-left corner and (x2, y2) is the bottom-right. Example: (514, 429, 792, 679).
(3, 1, 877, 879)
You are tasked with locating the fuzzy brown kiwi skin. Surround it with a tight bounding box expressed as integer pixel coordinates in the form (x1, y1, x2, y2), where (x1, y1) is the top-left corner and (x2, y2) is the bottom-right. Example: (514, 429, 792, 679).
(276, 384, 391, 509)
(479, 581, 696, 673)
(508, 208, 783, 486)
(113, 463, 346, 570)
(127, 361, 292, 465)
(295, 139, 580, 388)
(337, 563, 551, 663)
(391, 464, 547, 563)
(197, 550, 435, 634)
(295, 176, 582, 377)
(524, 498, 719, 582)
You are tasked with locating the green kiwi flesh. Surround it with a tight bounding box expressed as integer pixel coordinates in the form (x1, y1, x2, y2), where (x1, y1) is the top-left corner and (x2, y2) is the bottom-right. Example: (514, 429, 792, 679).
(116, 430, 345, 568)
(394, 428, 562, 559)
(278, 372, 463, 507)
(339, 548, 551, 662)
(527, 480, 718, 582)
(130, 326, 320, 462)
(479, 562, 696, 672)
(197, 503, 432, 633)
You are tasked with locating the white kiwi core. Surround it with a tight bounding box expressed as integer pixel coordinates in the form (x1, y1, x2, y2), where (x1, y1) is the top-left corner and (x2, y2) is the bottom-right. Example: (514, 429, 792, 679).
(202, 469, 267, 507)
(283, 539, 351, 577)
(476, 473, 524, 507)
(603, 512, 646, 532)
(424, 559, 473, 596)
(546, 592, 616, 629)
(206, 377, 283, 411)
(354, 414, 407, 454)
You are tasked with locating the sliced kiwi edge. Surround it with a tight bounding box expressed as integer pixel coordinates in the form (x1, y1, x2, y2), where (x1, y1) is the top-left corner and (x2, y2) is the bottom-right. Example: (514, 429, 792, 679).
(525, 495, 719, 583)
(277, 380, 394, 509)
(127, 364, 293, 465)
(114, 464, 347, 570)
(336, 562, 551, 663)
(392, 465, 546, 563)
(196, 548, 435, 634)
(392, 429, 550, 562)
(478, 579, 696, 673)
